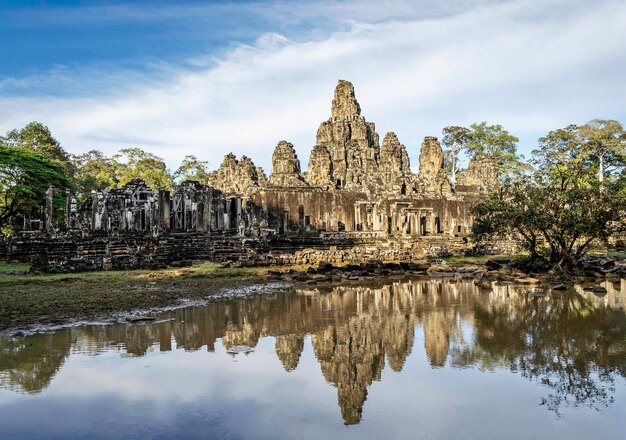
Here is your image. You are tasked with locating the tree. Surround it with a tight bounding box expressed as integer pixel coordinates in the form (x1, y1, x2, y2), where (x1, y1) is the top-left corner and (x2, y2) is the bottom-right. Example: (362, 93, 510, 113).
(113, 148, 173, 190)
(174, 155, 210, 184)
(466, 122, 524, 178)
(471, 124, 626, 271)
(578, 119, 626, 184)
(442, 122, 526, 181)
(0, 144, 71, 232)
(3, 122, 73, 176)
(441, 126, 471, 183)
(71, 150, 119, 197)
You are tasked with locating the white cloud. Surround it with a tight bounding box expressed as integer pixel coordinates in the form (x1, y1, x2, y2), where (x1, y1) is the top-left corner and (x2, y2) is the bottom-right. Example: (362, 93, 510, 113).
(1, 0, 625, 172)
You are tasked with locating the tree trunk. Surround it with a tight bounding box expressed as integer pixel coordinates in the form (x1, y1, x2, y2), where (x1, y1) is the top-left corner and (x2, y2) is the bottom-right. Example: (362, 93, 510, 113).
(599, 153, 604, 184)
(451, 155, 457, 183)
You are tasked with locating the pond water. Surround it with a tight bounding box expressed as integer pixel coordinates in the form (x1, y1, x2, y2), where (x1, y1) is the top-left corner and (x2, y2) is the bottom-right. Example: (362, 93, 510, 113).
(1, 278, 625, 439)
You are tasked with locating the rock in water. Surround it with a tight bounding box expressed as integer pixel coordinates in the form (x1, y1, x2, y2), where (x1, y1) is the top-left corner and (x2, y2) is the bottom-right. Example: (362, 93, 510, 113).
(126, 315, 157, 323)
(591, 285, 608, 296)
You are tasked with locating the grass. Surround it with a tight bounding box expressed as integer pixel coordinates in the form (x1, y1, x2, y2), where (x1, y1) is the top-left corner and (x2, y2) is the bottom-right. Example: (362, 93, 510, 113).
(0, 262, 31, 274)
(0, 262, 262, 284)
(0, 262, 269, 331)
(443, 254, 518, 265)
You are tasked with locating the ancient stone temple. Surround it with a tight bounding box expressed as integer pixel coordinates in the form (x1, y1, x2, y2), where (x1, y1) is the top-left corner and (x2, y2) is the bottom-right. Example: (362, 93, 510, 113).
(456, 156, 499, 192)
(377, 132, 412, 196)
(268, 141, 307, 187)
(316, 79, 379, 190)
(417, 136, 453, 197)
(2, 79, 501, 272)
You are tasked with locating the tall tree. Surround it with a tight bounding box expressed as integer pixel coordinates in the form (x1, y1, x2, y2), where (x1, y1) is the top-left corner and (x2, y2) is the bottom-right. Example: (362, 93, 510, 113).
(472, 125, 626, 271)
(3, 122, 73, 176)
(113, 148, 173, 190)
(0, 144, 71, 232)
(578, 119, 626, 184)
(441, 126, 471, 183)
(466, 122, 524, 178)
(71, 150, 119, 197)
(174, 155, 210, 183)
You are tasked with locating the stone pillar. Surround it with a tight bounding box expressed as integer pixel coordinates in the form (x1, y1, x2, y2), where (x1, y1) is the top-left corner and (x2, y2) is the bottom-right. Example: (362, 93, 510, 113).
(205, 191, 213, 233)
(45, 187, 54, 232)
(161, 190, 171, 231)
(430, 213, 435, 236)
(65, 191, 72, 229)
(224, 199, 231, 230)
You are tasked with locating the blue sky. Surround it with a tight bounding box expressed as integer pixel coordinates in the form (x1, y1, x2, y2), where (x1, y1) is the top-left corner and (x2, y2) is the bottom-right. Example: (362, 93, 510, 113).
(1, 0, 625, 172)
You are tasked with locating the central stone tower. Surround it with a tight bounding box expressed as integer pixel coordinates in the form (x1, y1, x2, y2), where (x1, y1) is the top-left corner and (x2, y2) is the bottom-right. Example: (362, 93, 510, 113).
(313, 80, 380, 190)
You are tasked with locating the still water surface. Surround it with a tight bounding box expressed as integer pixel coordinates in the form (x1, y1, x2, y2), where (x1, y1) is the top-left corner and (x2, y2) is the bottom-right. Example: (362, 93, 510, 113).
(1, 278, 625, 439)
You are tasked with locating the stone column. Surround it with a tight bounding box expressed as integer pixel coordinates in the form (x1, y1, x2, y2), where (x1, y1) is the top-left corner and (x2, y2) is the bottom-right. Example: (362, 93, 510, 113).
(65, 190, 72, 229)
(45, 187, 54, 232)
(161, 190, 171, 231)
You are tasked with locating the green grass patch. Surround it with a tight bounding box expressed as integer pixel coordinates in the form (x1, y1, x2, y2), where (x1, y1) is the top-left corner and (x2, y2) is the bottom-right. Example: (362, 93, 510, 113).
(0, 262, 31, 274)
(0, 261, 270, 330)
(0, 261, 264, 285)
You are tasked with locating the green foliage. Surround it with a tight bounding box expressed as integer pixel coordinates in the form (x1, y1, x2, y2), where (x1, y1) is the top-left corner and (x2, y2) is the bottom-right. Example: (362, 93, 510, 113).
(442, 122, 526, 181)
(441, 126, 472, 182)
(537, 120, 626, 184)
(113, 148, 173, 190)
(511, 254, 552, 273)
(3, 122, 73, 176)
(578, 119, 626, 183)
(174, 155, 210, 184)
(71, 150, 119, 196)
(0, 144, 71, 231)
(472, 124, 626, 271)
(467, 122, 525, 178)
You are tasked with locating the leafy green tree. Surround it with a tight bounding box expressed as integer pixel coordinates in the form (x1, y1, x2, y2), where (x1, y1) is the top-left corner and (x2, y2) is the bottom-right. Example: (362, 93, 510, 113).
(71, 150, 119, 197)
(466, 122, 524, 177)
(113, 148, 173, 190)
(0, 144, 71, 232)
(442, 122, 526, 181)
(441, 126, 471, 183)
(471, 125, 626, 271)
(174, 155, 210, 183)
(578, 119, 626, 184)
(3, 122, 73, 176)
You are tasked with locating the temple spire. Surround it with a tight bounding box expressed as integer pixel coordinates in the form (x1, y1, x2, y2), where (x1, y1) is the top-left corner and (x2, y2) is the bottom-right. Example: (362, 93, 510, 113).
(331, 80, 361, 119)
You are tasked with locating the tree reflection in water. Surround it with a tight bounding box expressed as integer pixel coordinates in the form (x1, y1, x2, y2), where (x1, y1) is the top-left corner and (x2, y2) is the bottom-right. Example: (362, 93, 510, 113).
(1, 278, 624, 424)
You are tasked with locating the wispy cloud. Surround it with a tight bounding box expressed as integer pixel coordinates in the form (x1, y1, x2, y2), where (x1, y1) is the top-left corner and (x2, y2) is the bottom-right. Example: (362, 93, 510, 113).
(1, 0, 625, 172)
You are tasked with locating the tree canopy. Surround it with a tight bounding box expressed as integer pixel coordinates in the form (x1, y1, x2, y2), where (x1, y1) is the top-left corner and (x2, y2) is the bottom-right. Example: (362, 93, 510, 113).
(471, 123, 626, 271)
(3, 122, 73, 176)
(0, 144, 71, 232)
(441, 126, 471, 183)
(442, 122, 526, 181)
(113, 148, 173, 191)
(174, 155, 210, 184)
(71, 150, 119, 196)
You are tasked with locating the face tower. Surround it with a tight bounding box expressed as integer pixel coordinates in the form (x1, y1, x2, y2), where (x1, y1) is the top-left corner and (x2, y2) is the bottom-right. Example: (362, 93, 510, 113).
(313, 80, 380, 190)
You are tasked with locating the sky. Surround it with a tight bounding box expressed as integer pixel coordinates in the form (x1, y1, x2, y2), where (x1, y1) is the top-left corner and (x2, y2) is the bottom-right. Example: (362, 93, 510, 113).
(1, 0, 625, 173)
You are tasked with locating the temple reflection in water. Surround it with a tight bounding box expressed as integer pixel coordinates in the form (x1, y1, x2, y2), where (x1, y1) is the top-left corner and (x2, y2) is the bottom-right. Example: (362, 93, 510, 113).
(1, 278, 625, 424)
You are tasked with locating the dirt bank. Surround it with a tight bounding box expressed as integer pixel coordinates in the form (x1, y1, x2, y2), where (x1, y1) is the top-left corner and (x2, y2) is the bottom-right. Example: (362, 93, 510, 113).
(0, 262, 269, 330)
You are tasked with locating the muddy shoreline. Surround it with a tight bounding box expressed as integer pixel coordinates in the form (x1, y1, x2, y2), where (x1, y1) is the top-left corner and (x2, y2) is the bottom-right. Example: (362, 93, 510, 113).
(1, 255, 624, 333)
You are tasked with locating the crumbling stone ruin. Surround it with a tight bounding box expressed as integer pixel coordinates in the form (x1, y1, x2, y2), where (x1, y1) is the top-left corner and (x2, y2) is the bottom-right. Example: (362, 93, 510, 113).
(2, 80, 500, 272)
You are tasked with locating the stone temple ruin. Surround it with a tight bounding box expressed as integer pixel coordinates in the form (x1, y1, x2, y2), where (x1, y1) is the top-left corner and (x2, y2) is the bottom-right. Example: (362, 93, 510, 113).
(2, 80, 501, 271)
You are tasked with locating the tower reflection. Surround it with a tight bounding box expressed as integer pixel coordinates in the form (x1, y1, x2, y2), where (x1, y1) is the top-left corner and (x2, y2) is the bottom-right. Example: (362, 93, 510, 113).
(1, 278, 624, 424)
